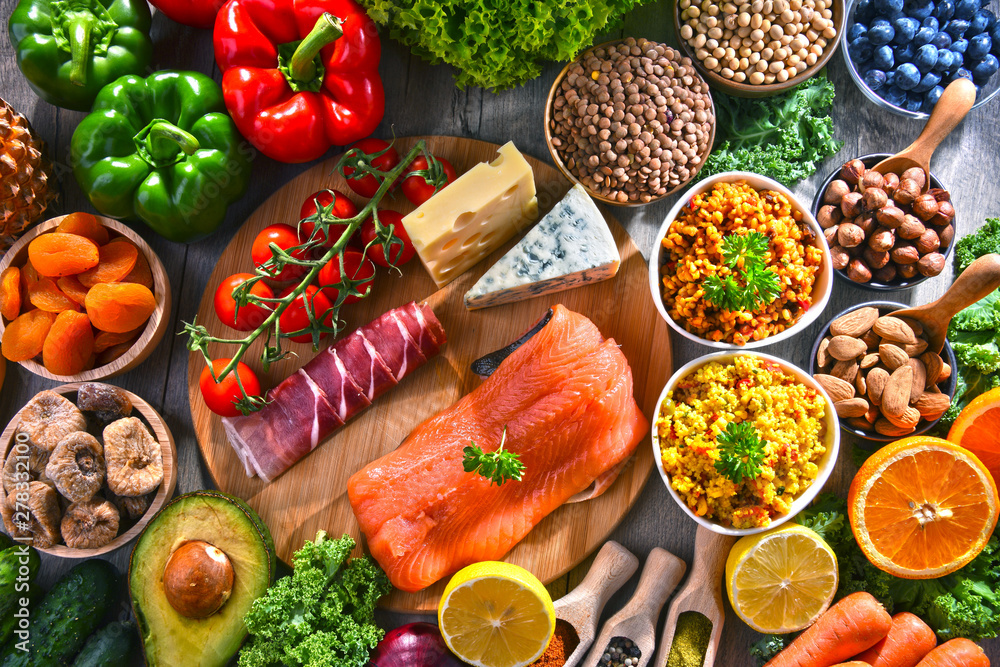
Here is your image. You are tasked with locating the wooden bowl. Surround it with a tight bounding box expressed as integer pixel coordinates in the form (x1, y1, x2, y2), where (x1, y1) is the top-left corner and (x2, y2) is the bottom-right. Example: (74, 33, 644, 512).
(672, 0, 846, 98)
(543, 40, 717, 207)
(0, 215, 171, 381)
(0, 383, 177, 557)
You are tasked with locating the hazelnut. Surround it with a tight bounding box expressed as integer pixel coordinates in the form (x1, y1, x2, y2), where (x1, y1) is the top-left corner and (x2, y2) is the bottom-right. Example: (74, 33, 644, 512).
(163, 540, 235, 619)
(823, 225, 839, 245)
(883, 172, 899, 197)
(841, 191, 863, 218)
(912, 193, 940, 221)
(891, 244, 920, 265)
(898, 215, 926, 240)
(897, 263, 918, 279)
(830, 245, 850, 270)
(894, 178, 921, 205)
(838, 222, 865, 248)
(917, 252, 946, 277)
(938, 223, 955, 248)
(930, 200, 955, 226)
(856, 214, 877, 236)
(863, 246, 891, 269)
(916, 228, 940, 255)
(928, 187, 950, 202)
(860, 170, 885, 192)
(901, 167, 927, 191)
(873, 263, 898, 283)
(824, 180, 851, 204)
(868, 227, 895, 252)
(847, 258, 872, 283)
(841, 159, 866, 184)
(876, 206, 905, 229)
(863, 187, 889, 211)
(817, 204, 842, 229)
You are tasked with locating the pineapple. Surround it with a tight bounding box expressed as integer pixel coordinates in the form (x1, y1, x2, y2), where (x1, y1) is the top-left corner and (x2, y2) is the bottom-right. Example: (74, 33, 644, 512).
(1, 97, 55, 255)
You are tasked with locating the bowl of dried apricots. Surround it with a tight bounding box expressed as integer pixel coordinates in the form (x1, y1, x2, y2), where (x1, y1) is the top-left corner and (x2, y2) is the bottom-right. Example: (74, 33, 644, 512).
(0, 213, 170, 381)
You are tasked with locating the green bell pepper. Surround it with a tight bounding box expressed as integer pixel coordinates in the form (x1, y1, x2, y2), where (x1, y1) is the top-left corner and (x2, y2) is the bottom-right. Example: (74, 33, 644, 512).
(71, 70, 253, 243)
(8, 0, 152, 111)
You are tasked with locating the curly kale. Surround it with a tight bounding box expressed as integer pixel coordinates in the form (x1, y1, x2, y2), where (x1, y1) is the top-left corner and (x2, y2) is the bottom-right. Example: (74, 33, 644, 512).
(955, 217, 1000, 272)
(239, 532, 391, 667)
(750, 634, 791, 666)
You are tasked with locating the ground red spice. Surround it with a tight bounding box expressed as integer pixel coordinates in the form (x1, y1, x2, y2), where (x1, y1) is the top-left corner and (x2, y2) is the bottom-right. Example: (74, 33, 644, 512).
(532, 619, 580, 667)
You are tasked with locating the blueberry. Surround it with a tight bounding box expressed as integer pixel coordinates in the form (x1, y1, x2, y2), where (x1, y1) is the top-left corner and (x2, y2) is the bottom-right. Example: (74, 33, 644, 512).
(944, 18, 971, 39)
(915, 43, 940, 69)
(893, 16, 921, 42)
(914, 70, 943, 90)
(993, 23, 1000, 43)
(897, 42, 917, 61)
(923, 16, 940, 30)
(848, 22, 869, 41)
(877, 0, 906, 16)
(934, 0, 956, 21)
(904, 0, 935, 19)
(953, 37, 970, 52)
(935, 49, 954, 69)
(915, 25, 937, 44)
(883, 84, 909, 104)
(872, 44, 894, 70)
(933, 30, 954, 48)
(886, 69, 898, 86)
(968, 8, 994, 34)
(851, 35, 876, 62)
(969, 32, 993, 58)
(956, 66, 974, 78)
(972, 52, 1000, 77)
(955, 0, 981, 21)
(895, 61, 923, 87)
(904, 92, 926, 110)
(869, 19, 897, 44)
(865, 68, 890, 90)
(924, 84, 946, 108)
(857, 0, 877, 23)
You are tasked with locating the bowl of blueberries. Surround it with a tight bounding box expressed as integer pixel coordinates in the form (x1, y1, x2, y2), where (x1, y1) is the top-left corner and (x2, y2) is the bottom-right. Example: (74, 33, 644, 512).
(843, 0, 1000, 116)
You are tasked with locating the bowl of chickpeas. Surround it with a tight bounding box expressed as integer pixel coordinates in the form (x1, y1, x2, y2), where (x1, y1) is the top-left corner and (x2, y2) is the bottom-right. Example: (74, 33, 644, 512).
(673, 0, 847, 97)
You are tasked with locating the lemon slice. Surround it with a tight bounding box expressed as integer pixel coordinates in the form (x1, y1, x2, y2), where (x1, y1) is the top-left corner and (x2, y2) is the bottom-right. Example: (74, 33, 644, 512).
(725, 523, 839, 634)
(438, 562, 555, 667)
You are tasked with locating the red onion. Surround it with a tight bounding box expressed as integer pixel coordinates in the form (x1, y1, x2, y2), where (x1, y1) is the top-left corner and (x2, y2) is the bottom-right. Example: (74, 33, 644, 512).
(369, 622, 466, 666)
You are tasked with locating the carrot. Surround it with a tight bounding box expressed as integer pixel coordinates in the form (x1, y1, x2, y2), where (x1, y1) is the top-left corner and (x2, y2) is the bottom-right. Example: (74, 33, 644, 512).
(854, 612, 937, 667)
(765, 592, 892, 667)
(915, 638, 989, 667)
(830, 663, 874, 666)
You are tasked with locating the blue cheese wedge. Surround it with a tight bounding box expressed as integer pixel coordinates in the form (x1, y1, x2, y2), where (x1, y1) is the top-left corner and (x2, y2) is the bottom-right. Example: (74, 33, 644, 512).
(464, 184, 621, 310)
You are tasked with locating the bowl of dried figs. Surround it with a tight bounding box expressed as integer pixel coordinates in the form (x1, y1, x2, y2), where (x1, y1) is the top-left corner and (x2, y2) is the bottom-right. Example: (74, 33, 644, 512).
(811, 155, 956, 290)
(808, 302, 957, 443)
(0, 382, 176, 557)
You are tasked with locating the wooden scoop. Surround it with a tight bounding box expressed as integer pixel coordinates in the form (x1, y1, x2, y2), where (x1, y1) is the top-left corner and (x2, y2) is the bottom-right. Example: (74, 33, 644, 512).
(581, 547, 687, 667)
(871, 77, 976, 186)
(893, 253, 1000, 354)
(653, 527, 737, 667)
(556, 541, 640, 667)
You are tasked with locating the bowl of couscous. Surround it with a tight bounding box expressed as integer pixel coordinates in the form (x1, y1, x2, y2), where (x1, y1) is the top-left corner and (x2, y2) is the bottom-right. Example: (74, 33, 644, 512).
(648, 173, 833, 348)
(652, 351, 840, 536)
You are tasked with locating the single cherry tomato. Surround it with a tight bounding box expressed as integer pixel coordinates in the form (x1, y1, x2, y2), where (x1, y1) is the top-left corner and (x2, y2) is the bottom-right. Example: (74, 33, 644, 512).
(298, 189, 360, 247)
(199, 359, 262, 417)
(343, 138, 400, 199)
(278, 285, 334, 343)
(317, 249, 376, 304)
(214, 273, 275, 331)
(360, 210, 416, 267)
(251, 224, 309, 282)
(400, 155, 457, 206)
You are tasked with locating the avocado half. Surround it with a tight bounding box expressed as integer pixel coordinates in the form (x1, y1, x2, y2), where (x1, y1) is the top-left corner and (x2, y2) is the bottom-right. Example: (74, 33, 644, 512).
(129, 490, 276, 667)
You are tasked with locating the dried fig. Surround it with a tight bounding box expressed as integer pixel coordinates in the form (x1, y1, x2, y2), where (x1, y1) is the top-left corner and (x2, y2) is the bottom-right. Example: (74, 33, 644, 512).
(61, 498, 119, 549)
(16, 390, 86, 452)
(1, 480, 61, 548)
(77, 383, 133, 423)
(45, 432, 105, 503)
(103, 417, 163, 497)
(2, 440, 51, 495)
(106, 488, 154, 520)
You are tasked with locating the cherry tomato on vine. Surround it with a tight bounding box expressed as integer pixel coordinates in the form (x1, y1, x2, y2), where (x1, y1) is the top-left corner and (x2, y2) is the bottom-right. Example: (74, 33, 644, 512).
(278, 285, 334, 343)
(251, 224, 309, 282)
(199, 359, 261, 417)
(343, 138, 399, 199)
(360, 210, 415, 267)
(298, 189, 360, 247)
(214, 273, 274, 331)
(317, 249, 376, 304)
(400, 155, 457, 206)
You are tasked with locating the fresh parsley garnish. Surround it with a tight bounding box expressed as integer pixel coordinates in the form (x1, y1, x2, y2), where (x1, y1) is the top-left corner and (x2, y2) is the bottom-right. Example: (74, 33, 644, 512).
(704, 231, 782, 312)
(715, 421, 767, 484)
(463, 426, 525, 486)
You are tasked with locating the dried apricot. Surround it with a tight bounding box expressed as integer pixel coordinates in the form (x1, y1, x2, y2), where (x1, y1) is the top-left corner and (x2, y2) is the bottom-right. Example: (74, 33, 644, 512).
(93, 327, 142, 353)
(20, 261, 39, 293)
(77, 242, 138, 287)
(28, 278, 80, 313)
(0, 267, 21, 321)
(111, 238, 154, 289)
(56, 212, 109, 245)
(42, 310, 94, 376)
(27, 232, 100, 277)
(1, 309, 56, 362)
(56, 276, 89, 306)
(96, 339, 135, 366)
(85, 283, 156, 333)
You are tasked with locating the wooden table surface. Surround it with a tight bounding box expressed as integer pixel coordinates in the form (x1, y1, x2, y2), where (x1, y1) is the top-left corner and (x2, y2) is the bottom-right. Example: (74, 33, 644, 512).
(2, 0, 999, 664)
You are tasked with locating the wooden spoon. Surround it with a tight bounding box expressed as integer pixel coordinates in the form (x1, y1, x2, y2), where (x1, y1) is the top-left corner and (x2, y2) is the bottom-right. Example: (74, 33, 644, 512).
(871, 77, 977, 186)
(581, 547, 687, 667)
(653, 527, 737, 667)
(893, 253, 1000, 354)
(556, 541, 640, 667)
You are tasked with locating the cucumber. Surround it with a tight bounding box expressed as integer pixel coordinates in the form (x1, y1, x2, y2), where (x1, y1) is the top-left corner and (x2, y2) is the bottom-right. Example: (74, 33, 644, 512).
(0, 545, 40, 633)
(0, 535, 12, 551)
(0, 586, 38, 650)
(72, 621, 139, 667)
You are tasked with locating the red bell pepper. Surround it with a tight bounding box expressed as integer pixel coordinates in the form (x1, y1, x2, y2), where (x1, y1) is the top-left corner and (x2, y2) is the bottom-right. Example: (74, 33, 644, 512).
(150, 0, 225, 28)
(213, 0, 383, 163)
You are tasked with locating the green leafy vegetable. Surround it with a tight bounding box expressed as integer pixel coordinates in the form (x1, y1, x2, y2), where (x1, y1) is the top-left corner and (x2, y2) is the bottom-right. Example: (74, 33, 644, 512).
(463, 426, 525, 486)
(749, 634, 791, 666)
(704, 232, 782, 312)
(715, 421, 767, 484)
(697, 73, 843, 187)
(955, 217, 1000, 272)
(239, 532, 391, 667)
(357, 0, 648, 90)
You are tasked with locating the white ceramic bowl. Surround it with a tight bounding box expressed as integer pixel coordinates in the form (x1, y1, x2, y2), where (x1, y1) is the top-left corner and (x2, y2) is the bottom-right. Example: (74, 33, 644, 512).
(648, 172, 834, 350)
(651, 351, 841, 536)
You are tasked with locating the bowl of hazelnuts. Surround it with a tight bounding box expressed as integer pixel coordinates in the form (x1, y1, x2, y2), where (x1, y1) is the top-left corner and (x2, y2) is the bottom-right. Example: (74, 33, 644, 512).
(811, 155, 956, 290)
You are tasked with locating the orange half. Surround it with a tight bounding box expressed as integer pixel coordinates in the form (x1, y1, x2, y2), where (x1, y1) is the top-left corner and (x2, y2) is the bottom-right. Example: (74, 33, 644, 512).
(948, 387, 1000, 487)
(848, 436, 999, 579)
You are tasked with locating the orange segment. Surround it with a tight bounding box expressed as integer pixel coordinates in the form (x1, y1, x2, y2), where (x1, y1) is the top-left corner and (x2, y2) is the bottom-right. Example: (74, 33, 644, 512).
(848, 436, 999, 579)
(948, 387, 1000, 487)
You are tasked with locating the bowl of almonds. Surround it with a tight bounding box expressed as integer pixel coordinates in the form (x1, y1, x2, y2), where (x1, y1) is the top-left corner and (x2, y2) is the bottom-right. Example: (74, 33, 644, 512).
(809, 302, 957, 443)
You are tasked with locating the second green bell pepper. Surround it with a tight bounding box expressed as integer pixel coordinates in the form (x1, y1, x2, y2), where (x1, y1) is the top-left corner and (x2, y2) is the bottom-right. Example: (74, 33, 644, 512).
(8, 0, 152, 111)
(70, 70, 253, 243)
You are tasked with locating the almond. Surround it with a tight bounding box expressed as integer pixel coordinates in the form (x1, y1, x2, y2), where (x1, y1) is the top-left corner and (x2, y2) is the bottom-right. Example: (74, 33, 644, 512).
(879, 343, 909, 370)
(915, 392, 951, 419)
(939, 362, 952, 383)
(886, 405, 921, 429)
(836, 397, 870, 418)
(865, 404, 880, 423)
(830, 306, 879, 337)
(867, 367, 889, 406)
(855, 369, 867, 395)
(899, 316, 924, 336)
(907, 358, 926, 404)
(875, 418, 915, 437)
(873, 315, 918, 344)
(920, 352, 943, 390)
(816, 337, 832, 369)
(862, 329, 881, 351)
(813, 374, 855, 403)
(828, 335, 868, 361)
(881, 365, 913, 418)
(832, 359, 860, 383)
(860, 353, 880, 370)
(848, 417, 873, 431)
(903, 338, 929, 356)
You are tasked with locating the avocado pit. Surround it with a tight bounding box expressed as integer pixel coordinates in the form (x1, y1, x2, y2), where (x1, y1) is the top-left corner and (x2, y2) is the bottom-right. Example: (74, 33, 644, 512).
(163, 539, 235, 618)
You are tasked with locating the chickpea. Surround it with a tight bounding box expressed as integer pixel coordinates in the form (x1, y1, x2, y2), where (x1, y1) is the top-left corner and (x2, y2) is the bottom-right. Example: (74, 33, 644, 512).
(738, 11, 751, 25)
(776, 68, 790, 81)
(681, 25, 694, 39)
(749, 70, 766, 84)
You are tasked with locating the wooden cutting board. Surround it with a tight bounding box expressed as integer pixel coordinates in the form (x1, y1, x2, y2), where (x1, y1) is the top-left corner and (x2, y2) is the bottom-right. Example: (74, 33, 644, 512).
(188, 136, 673, 611)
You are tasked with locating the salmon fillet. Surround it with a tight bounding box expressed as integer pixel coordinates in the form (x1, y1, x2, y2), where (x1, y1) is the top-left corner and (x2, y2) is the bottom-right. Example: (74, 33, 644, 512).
(348, 305, 649, 592)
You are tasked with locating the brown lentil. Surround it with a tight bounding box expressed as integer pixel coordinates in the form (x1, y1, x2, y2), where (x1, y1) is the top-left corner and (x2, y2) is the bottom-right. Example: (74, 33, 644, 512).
(548, 38, 715, 204)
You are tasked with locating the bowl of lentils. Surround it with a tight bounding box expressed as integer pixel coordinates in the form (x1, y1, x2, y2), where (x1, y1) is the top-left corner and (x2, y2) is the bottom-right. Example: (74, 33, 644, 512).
(544, 37, 716, 206)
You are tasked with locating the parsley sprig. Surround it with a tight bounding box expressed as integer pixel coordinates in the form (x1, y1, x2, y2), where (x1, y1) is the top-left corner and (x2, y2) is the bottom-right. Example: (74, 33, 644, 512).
(463, 427, 525, 486)
(714, 421, 767, 484)
(703, 231, 782, 312)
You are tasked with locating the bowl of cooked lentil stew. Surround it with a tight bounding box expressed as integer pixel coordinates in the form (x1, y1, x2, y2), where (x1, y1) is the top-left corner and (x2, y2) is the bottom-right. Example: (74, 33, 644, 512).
(649, 172, 833, 348)
(652, 351, 840, 536)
